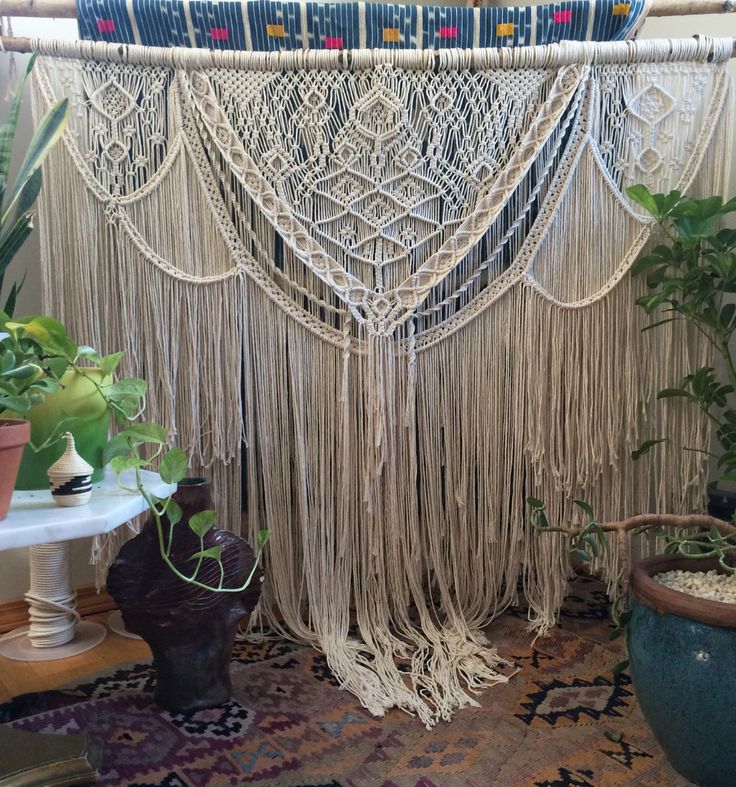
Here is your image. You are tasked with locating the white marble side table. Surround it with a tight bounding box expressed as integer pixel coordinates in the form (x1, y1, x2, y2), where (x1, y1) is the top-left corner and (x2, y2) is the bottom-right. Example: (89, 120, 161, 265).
(0, 470, 171, 662)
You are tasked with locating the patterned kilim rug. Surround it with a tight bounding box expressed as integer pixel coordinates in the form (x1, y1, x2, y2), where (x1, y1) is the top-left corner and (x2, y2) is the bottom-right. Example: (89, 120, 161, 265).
(0, 578, 691, 787)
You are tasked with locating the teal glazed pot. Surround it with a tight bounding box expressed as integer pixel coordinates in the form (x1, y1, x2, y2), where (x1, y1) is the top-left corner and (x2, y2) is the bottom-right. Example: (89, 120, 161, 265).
(628, 555, 736, 787)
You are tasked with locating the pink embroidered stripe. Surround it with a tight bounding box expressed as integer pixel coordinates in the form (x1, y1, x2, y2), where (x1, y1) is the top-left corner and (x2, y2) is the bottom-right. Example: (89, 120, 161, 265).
(96, 19, 115, 32)
(325, 36, 343, 48)
(439, 26, 457, 39)
(211, 27, 229, 40)
(553, 9, 572, 23)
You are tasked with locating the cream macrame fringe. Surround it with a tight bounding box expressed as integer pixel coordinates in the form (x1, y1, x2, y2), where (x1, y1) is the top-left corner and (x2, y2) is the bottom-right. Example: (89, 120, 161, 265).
(30, 37, 734, 726)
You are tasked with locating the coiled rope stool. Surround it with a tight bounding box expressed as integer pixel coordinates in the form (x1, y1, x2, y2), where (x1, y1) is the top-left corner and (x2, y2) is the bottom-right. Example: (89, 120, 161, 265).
(0, 471, 171, 662)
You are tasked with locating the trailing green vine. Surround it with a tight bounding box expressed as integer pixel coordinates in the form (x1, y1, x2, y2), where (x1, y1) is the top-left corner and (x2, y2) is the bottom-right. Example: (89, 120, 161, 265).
(1, 312, 269, 592)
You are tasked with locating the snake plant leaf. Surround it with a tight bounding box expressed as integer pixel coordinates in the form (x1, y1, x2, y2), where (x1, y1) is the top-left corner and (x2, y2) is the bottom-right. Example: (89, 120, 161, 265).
(0, 212, 33, 275)
(1, 97, 69, 226)
(13, 169, 42, 221)
(2, 273, 26, 317)
(0, 54, 37, 200)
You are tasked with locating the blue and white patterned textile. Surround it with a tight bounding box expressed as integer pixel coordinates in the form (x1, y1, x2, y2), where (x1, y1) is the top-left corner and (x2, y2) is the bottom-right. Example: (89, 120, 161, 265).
(76, 0, 650, 51)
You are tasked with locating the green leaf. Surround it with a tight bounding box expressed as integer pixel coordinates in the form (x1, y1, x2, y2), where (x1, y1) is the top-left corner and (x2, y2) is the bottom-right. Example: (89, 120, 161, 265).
(189, 509, 217, 538)
(572, 499, 595, 519)
(99, 351, 124, 376)
(527, 496, 545, 509)
(2, 275, 25, 318)
(0, 54, 36, 187)
(2, 97, 69, 226)
(612, 659, 630, 676)
(2, 362, 41, 380)
(721, 303, 736, 332)
(103, 432, 134, 464)
(166, 500, 182, 527)
(117, 421, 167, 447)
(102, 378, 147, 399)
(113, 395, 144, 421)
(0, 349, 14, 373)
(0, 393, 30, 413)
(76, 345, 101, 363)
(656, 388, 691, 400)
(13, 168, 42, 219)
(605, 731, 624, 744)
(626, 185, 659, 218)
(0, 212, 33, 277)
(159, 447, 188, 485)
(9, 316, 77, 359)
(573, 548, 592, 562)
(631, 438, 669, 460)
(189, 545, 222, 562)
(257, 529, 271, 548)
(45, 356, 69, 381)
(109, 455, 148, 476)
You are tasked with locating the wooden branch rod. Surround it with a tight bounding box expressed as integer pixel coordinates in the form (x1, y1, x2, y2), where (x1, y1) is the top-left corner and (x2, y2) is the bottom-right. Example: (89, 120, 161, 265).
(2, 31, 735, 54)
(0, 0, 734, 18)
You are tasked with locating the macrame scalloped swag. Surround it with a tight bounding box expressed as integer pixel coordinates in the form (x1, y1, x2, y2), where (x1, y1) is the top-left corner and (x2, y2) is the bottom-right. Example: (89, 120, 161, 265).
(32, 37, 733, 726)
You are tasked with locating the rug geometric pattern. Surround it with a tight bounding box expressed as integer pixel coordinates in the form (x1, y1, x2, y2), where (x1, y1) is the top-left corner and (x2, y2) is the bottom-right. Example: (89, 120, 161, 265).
(0, 578, 691, 786)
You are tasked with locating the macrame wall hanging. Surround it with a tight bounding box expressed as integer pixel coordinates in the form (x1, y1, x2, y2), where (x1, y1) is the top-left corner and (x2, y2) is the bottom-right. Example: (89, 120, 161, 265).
(29, 28, 733, 726)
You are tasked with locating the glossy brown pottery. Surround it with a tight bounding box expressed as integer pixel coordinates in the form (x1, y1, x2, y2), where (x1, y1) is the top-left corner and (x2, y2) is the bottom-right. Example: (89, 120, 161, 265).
(106, 478, 263, 712)
(0, 419, 30, 520)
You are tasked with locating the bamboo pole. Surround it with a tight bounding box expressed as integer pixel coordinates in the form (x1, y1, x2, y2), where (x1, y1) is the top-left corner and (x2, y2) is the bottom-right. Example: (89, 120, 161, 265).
(649, 0, 735, 13)
(0, 0, 734, 18)
(5, 32, 734, 55)
(2, 31, 736, 55)
(0, 0, 75, 17)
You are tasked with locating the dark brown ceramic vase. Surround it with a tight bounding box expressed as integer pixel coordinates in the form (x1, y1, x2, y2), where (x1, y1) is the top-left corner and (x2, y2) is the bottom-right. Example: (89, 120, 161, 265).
(106, 478, 263, 712)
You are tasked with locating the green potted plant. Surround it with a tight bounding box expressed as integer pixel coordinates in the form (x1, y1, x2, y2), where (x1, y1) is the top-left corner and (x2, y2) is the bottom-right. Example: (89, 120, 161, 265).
(1, 310, 270, 709)
(0, 309, 147, 484)
(531, 187, 736, 787)
(0, 56, 126, 489)
(0, 315, 68, 517)
(0, 53, 71, 495)
(1, 54, 68, 315)
(104, 427, 269, 711)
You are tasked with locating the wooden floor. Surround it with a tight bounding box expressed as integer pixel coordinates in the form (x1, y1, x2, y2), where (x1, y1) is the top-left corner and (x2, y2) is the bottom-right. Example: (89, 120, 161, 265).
(0, 612, 151, 703)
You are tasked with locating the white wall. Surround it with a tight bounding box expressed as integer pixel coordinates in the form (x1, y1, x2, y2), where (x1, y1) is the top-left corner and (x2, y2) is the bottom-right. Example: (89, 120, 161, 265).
(0, 12, 735, 601)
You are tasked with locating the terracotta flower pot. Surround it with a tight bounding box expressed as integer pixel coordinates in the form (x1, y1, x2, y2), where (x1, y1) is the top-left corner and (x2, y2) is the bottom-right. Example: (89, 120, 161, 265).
(106, 478, 264, 712)
(0, 419, 31, 520)
(628, 555, 736, 787)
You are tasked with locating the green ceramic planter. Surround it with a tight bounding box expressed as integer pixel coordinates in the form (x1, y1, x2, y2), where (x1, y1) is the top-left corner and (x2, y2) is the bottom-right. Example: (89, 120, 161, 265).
(628, 555, 736, 787)
(14, 369, 112, 491)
